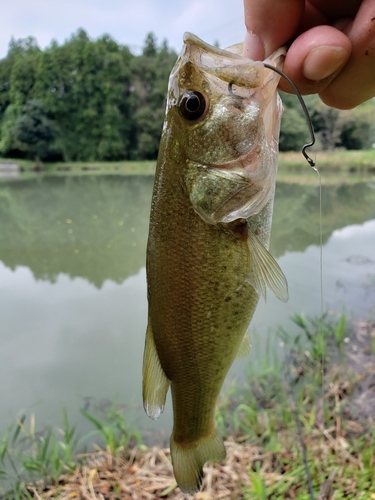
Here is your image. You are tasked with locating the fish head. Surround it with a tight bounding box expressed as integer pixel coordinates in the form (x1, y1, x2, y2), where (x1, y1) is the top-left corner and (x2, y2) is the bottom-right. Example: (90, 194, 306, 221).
(164, 33, 286, 224)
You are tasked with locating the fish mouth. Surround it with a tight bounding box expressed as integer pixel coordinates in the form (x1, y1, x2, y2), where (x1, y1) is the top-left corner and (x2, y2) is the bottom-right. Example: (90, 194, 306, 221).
(182, 32, 286, 90)
(183, 32, 247, 61)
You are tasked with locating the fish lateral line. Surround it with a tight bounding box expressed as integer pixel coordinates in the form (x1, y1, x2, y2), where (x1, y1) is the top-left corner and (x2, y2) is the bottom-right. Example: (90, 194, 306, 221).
(263, 63, 316, 168)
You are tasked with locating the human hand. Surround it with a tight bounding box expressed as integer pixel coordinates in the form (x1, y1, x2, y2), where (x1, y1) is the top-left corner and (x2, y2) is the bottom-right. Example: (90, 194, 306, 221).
(243, 0, 375, 109)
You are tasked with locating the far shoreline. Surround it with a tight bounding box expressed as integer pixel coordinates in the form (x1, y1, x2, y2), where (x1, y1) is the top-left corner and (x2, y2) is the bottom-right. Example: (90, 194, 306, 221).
(0, 149, 374, 178)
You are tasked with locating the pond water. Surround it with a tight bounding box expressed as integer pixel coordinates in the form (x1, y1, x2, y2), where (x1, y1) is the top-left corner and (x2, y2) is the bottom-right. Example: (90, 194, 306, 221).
(1, 174, 375, 444)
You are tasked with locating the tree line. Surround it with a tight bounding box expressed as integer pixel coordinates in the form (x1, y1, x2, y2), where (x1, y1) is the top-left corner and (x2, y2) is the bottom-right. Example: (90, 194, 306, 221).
(0, 29, 374, 162)
(0, 30, 176, 162)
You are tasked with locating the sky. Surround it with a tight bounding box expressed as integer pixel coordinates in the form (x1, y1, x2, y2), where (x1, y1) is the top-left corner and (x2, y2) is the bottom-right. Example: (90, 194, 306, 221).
(0, 0, 246, 59)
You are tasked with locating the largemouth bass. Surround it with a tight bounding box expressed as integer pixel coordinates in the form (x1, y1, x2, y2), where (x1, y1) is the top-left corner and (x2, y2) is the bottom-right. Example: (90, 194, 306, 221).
(142, 33, 288, 493)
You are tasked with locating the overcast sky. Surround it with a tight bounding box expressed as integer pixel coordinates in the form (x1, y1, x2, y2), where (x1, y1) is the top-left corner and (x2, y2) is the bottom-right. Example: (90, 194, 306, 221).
(0, 0, 246, 59)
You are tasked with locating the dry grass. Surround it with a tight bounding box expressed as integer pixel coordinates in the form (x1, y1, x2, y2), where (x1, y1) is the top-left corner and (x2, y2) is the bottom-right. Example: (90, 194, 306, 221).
(28, 425, 373, 499)
(29, 437, 355, 500)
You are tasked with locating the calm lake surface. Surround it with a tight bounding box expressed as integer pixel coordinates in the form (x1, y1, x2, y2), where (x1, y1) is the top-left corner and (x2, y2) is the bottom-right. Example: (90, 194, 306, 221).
(1, 173, 375, 444)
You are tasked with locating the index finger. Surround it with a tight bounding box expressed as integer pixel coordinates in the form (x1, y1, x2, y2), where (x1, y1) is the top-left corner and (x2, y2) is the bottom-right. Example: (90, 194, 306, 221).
(243, 0, 305, 59)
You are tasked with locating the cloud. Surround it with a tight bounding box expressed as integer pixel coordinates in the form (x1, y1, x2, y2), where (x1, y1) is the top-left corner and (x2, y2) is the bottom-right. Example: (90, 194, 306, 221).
(332, 219, 375, 240)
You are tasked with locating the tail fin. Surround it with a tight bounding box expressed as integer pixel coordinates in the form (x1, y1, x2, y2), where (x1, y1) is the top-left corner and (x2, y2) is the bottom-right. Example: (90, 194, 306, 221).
(170, 428, 226, 494)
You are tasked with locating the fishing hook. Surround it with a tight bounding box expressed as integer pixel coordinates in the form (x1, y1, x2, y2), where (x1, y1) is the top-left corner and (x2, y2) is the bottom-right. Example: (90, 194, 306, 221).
(263, 63, 316, 168)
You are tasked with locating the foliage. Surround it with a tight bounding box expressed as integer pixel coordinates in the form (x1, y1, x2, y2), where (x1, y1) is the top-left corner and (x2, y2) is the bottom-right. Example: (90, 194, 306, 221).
(0, 406, 141, 498)
(81, 406, 142, 454)
(279, 93, 320, 151)
(12, 100, 54, 160)
(1, 29, 373, 162)
(216, 313, 375, 498)
(0, 31, 177, 162)
(0, 104, 20, 156)
(0, 410, 79, 498)
(128, 34, 177, 159)
(311, 99, 341, 150)
(338, 102, 375, 150)
(1, 314, 375, 498)
(280, 91, 375, 152)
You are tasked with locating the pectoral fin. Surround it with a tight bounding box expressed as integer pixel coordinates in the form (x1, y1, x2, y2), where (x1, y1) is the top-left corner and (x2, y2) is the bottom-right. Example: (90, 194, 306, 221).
(236, 330, 252, 358)
(142, 321, 170, 420)
(247, 230, 289, 303)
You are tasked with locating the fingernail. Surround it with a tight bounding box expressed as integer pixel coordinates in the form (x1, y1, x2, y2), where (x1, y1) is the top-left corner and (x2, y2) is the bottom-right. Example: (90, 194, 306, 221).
(303, 46, 350, 81)
(243, 32, 265, 61)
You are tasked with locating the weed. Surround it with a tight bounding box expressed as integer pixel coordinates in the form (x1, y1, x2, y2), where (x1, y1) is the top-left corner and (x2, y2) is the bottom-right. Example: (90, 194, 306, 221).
(1, 312, 374, 499)
(0, 406, 142, 498)
(81, 405, 142, 455)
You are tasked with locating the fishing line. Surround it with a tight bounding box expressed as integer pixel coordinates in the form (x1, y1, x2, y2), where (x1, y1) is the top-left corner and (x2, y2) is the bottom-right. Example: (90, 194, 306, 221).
(265, 64, 326, 447)
(285, 356, 316, 500)
(264, 63, 327, 500)
(315, 170, 325, 388)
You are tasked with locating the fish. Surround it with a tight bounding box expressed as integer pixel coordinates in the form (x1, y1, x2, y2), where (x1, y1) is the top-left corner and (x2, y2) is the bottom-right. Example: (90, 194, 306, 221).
(142, 32, 288, 494)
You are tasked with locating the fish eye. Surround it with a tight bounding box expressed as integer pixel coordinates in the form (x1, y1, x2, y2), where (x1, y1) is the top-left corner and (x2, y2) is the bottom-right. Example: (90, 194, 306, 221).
(179, 91, 207, 121)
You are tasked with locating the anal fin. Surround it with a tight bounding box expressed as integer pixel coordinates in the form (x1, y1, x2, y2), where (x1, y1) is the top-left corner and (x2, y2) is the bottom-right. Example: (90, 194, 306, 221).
(142, 321, 170, 420)
(247, 230, 289, 303)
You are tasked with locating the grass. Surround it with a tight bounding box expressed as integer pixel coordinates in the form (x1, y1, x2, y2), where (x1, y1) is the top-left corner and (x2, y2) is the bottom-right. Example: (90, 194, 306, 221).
(278, 148, 375, 172)
(1, 313, 375, 499)
(0, 159, 157, 176)
(0, 407, 142, 499)
(216, 313, 375, 498)
(277, 149, 375, 185)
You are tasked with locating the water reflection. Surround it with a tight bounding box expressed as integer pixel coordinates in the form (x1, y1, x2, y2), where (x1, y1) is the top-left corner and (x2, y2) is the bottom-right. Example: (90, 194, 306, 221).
(0, 174, 375, 439)
(0, 175, 154, 287)
(1, 177, 374, 286)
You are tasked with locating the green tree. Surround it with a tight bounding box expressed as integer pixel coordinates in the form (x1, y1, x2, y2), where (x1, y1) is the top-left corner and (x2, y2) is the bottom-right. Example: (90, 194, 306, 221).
(338, 102, 375, 150)
(0, 51, 15, 120)
(142, 33, 158, 57)
(13, 100, 54, 161)
(34, 30, 134, 161)
(279, 107, 309, 151)
(9, 38, 41, 107)
(279, 93, 319, 151)
(129, 34, 177, 159)
(0, 30, 177, 161)
(0, 36, 40, 146)
(0, 104, 20, 156)
(311, 101, 340, 150)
